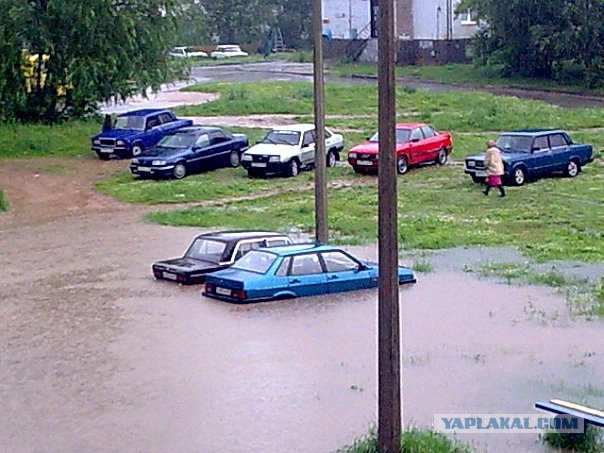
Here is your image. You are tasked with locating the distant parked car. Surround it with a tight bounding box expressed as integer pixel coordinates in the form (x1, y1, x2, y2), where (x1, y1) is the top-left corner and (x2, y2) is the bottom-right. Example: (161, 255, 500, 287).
(91, 109, 193, 160)
(240, 124, 344, 178)
(210, 45, 249, 59)
(130, 126, 249, 179)
(464, 129, 594, 186)
(152, 230, 292, 285)
(169, 46, 208, 58)
(348, 123, 453, 174)
(203, 243, 416, 303)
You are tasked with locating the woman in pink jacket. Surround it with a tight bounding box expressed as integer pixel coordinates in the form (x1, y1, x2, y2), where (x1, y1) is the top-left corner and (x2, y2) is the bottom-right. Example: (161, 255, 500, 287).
(483, 140, 506, 197)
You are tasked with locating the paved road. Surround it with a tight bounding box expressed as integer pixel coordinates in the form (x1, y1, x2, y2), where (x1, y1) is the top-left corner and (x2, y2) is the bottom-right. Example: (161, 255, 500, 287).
(191, 61, 604, 109)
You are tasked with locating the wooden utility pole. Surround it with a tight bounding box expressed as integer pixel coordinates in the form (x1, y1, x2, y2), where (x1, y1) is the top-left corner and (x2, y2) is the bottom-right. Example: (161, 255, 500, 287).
(312, 0, 328, 243)
(377, 0, 400, 451)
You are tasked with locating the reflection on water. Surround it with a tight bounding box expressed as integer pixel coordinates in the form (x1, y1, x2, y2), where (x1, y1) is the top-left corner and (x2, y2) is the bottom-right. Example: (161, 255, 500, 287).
(1, 214, 602, 452)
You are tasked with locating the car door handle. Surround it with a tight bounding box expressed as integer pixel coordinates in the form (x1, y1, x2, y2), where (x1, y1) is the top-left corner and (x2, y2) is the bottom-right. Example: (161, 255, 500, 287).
(328, 275, 339, 280)
(289, 279, 301, 284)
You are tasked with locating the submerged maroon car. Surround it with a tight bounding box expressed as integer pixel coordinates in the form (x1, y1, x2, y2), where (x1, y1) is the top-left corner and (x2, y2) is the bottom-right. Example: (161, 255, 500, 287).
(347, 123, 452, 174)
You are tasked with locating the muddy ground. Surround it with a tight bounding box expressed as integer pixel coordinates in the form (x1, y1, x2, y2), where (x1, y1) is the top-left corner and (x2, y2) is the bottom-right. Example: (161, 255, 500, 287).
(1, 154, 602, 453)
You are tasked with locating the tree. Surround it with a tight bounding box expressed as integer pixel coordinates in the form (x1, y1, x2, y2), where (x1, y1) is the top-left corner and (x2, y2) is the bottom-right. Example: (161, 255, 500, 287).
(459, 0, 604, 86)
(1, 0, 188, 122)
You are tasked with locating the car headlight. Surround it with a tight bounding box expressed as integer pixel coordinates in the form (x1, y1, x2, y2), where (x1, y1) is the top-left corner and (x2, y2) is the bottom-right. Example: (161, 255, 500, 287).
(152, 160, 166, 166)
(269, 156, 280, 163)
(132, 158, 140, 164)
(117, 140, 125, 146)
(348, 152, 357, 159)
(241, 154, 252, 161)
(466, 161, 475, 168)
(93, 139, 100, 145)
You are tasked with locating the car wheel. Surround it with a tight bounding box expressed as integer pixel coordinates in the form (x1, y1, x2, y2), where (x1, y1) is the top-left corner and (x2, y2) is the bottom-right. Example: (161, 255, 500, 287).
(397, 156, 408, 175)
(565, 160, 580, 177)
(436, 148, 448, 165)
(471, 175, 486, 184)
(288, 159, 300, 177)
(229, 150, 241, 168)
(327, 150, 337, 167)
(173, 163, 187, 179)
(131, 144, 144, 157)
(512, 166, 526, 186)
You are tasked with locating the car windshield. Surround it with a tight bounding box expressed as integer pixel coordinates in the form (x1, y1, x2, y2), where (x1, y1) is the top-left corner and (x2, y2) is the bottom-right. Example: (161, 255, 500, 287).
(157, 133, 196, 149)
(496, 135, 533, 153)
(114, 115, 146, 131)
(261, 130, 301, 146)
(369, 129, 411, 144)
(232, 250, 277, 274)
(184, 238, 227, 263)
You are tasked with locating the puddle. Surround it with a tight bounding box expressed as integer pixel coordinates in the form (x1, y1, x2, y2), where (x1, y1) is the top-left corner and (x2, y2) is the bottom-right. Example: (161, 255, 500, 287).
(0, 215, 602, 452)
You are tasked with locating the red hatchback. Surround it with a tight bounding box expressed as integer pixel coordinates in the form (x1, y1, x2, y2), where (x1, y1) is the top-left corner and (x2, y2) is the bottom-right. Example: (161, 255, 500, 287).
(347, 123, 452, 174)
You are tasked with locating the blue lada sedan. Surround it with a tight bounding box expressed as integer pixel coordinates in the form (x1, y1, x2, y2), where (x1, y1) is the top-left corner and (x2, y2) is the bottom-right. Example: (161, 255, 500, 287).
(130, 126, 249, 179)
(203, 243, 416, 303)
(465, 129, 593, 186)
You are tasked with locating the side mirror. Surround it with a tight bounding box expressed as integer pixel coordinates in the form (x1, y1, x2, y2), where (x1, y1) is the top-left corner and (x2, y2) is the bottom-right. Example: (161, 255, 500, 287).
(411, 138, 420, 143)
(357, 263, 368, 272)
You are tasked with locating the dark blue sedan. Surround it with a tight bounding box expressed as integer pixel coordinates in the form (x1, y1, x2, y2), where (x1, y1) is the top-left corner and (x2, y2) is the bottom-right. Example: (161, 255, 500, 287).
(203, 243, 416, 303)
(130, 126, 249, 179)
(464, 129, 593, 186)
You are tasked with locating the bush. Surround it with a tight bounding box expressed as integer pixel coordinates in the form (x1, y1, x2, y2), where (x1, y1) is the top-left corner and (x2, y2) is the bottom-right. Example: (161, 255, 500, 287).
(542, 425, 604, 452)
(0, 187, 8, 212)
(338, 427, 472, 453)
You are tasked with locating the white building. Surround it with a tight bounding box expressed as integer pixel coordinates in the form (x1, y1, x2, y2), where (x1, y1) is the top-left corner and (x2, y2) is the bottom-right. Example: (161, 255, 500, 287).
(322, 0, 478, 40)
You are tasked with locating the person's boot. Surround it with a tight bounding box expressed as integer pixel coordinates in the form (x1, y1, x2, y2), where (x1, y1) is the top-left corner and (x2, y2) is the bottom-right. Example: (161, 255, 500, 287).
(498, 185, 506, 197)
(483, 186, 490, 196)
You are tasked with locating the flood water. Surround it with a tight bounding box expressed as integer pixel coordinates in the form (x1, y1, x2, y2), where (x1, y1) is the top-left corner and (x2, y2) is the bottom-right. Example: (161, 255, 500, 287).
(1, 212, 602, 452)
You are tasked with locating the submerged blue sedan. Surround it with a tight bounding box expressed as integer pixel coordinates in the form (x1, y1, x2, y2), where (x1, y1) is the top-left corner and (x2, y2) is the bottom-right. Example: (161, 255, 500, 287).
(130, 126, 249, 179)
(203, 243, 416, 303)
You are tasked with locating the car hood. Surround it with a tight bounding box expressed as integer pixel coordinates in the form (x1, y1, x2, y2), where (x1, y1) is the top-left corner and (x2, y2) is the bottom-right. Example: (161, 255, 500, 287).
(92, 129, 143, 141)
(465, 152, 522, 162)
(245, 143, 297, 156)
(350, 142, 407, 154)
(137, 146, 187, 159)
(153, 257, 221, 273)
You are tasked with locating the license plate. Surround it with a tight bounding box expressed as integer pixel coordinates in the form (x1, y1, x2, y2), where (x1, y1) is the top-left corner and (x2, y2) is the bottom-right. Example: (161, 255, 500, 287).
(474, 170, 487, 177)
(137, 166, 151, 172)
(356, 160, 373, 166)
(215, 287, 231, 296)
(100, 148, 113, 153)
(251, 162, 267, 168)
(163, 272, 177, 280)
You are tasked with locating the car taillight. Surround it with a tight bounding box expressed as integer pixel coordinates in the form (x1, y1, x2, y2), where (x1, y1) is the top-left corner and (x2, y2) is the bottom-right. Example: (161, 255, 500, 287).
(205, 283, 214, 293)
(177, 274, 186, 283)
(232, 289, 246, 300)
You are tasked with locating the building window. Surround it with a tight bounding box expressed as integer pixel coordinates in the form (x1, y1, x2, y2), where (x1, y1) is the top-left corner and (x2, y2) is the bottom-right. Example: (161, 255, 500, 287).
(460, 9, 477, 25)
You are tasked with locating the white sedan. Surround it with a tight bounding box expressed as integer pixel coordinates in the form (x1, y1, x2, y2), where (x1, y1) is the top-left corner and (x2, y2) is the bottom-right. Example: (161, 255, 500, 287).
(210, 45, 249, 59)
(240, 124, 344, 178)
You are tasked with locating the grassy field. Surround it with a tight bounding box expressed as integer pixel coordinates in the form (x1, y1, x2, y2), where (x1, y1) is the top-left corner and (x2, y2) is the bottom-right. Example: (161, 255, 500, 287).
(142, 163, 604, 263)
(0, 121, 99, 159)
(328, 62, 604, 96)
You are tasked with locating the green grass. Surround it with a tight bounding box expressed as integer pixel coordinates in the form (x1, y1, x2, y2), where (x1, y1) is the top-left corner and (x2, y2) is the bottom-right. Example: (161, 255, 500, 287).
(542, 426, 603, 453)
(412, 260, 434, 273)
(329, 63, 604, 96)
(144, 163, 604, 263)
(0, 187, 8, 212)
(338, 427, 472, 453)
(187, 54, 278, 66)
(0, 121, 100, 159)
(175, 81, 604, 133)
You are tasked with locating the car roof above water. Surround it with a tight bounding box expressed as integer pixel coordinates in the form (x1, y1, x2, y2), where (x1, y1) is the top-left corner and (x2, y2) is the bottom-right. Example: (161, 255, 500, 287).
(197, 230, 290, 242)
(503, 129, 566, 136)
(256, 243, 340, 257)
